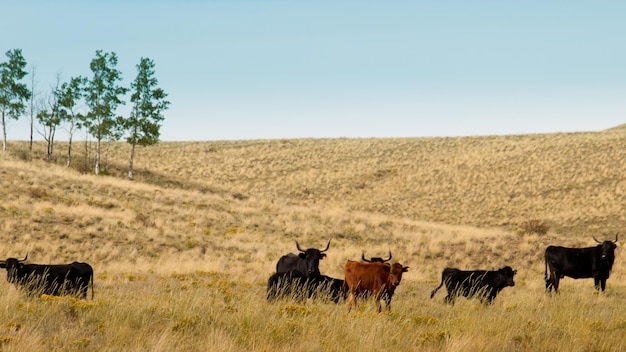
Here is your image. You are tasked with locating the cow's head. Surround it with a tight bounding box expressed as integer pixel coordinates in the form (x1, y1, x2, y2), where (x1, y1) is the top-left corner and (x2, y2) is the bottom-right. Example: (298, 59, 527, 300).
(387, 263, 409, 287)
(593, 234, 618, 263)
(361, 250, 392, 263)
(498, 266, 517, 287)
(0, 254, 28, 283)
(296, 238, 332, 276)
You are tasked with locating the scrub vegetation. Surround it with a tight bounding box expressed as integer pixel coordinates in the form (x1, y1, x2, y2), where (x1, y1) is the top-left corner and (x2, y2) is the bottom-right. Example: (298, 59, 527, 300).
(0, 127, 625, 351)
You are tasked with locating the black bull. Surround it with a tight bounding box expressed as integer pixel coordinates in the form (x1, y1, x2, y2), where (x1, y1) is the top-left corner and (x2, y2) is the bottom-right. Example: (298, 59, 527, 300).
(276, 238, 332, 277)
(430, 266, 517, 304)
(545, 236, 618, 293)
(0, 256, 94, 299)
(266, 271, 348, 303)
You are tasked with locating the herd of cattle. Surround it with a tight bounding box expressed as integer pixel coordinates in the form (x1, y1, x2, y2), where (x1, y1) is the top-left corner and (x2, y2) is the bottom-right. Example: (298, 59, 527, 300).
(0, 235, 618, 311)
(266, 235, 619, 311)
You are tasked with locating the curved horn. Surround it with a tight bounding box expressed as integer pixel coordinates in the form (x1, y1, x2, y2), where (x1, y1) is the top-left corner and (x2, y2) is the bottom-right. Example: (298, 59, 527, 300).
(592, 236, 602, 244)
(319, 237, 332, 253)
(295, 241, 305, 253)
(614, 233, 619, 243)
(361, 251, 371, 262)
(18, 253, 28, 262)
(384, 250, 392, 262)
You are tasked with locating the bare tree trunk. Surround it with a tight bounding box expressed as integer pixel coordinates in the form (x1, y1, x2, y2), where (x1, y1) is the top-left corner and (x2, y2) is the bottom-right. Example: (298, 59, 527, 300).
(128, 141, 136, 180)
(95, 137, 101, 175)
(84, 134, 90, 173)
(1, 111, 6, 153)
(45, 126, 55, 162)
(29, 65, 36, 153)
(66, 118, 76, 167)
(67, 135, 73, 167)
(46, 137, 51, 162)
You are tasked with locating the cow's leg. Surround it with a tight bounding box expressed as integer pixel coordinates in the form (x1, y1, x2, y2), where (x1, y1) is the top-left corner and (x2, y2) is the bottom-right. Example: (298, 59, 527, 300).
(444, 293, 455, 305)
(554, 276, 560, 293)
(545, 271, 553, 293)
(384, 295, 392, 312)
(346, 292, 357, 311)
(594, 278, 606, 292)
(549, 273, 560, 294)
(79, 283, 87, 299)
(546, 269, 562, 294)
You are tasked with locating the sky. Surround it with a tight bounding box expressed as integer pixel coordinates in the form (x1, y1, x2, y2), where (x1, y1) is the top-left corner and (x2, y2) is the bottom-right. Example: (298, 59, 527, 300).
(2, 0, 626, 141)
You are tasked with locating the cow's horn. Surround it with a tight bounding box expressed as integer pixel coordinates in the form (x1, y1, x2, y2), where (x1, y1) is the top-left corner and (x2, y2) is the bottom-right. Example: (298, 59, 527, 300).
(295, 241, 305, 253)
(319, 237, 332, 253)
(361, 251, 371, 262)
(592, 236, 602, 244)
(18, 253, 28, 262)
(384, 250, 392, 262)
(614, 233, 619, 243)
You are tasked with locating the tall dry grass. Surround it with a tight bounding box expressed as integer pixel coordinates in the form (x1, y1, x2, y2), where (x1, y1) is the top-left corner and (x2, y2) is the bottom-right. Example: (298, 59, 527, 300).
(0, 129, 625, 350)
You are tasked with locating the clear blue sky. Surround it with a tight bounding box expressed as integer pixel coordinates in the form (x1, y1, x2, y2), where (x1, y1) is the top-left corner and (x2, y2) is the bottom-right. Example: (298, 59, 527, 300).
(3, 0, 625, 141)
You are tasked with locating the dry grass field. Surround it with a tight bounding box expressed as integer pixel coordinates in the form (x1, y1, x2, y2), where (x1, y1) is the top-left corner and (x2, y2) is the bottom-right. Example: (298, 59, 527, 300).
(1, 128, 625, 351)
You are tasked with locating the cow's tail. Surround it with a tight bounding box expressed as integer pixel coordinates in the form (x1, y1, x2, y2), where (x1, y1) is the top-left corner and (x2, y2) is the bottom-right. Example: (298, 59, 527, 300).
(543, 249, 552, 288)
(544, 248, 554, 293)
(430, 278, 444, 299)
(543, 255, 548, 283)
(90, 272, 95, 300)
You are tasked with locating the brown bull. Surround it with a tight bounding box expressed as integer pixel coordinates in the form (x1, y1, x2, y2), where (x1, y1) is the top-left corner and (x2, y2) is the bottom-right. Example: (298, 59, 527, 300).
(343, 260, 409, 312)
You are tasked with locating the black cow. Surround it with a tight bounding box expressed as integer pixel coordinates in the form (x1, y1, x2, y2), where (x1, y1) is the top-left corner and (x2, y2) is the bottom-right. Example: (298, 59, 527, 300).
(545, 235, 618, 293)
(0, 255, 94, 299)
(430, 266, 516, 304)
(266, 271, 348, 303)
(361, 250, 392, 263)
(276, 238, 332, 277)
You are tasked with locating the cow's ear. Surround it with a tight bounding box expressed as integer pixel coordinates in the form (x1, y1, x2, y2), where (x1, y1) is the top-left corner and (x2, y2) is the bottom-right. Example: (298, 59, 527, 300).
(403, 267, 409, 272)
(0, 264, 5, 269)
(321, 254, 327, 260)
(298, 253, 306, 259)
(383, 266, 390, 272)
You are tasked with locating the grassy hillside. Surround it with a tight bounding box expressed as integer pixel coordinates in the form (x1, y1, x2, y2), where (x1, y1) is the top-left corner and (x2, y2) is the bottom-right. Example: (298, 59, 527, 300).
(0, 129, 625, 351)
(13, 129, 626, 235)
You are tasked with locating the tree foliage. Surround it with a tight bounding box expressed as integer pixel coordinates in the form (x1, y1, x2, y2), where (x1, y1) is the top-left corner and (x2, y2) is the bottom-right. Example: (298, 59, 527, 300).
(125, 57, 169, 146)
(1, 48, 170, 177)
(122, 57, 170, 179)
(58, 76, 86, 166)
(0, 49, 31, 152)
(83, 50, 128, 174)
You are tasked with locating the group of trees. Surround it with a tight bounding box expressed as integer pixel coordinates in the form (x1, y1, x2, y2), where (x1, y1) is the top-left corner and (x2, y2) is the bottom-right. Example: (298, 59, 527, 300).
(0, 49, 170, 179)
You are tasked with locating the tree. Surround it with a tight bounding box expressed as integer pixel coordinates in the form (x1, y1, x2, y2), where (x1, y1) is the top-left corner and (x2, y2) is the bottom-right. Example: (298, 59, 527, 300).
(121, 57, 170, 180)
(83, 50, 128, 175)
(58, 76, 85, 167)
(28, 65, 37, 154)
(36, 74, 63, 162)
(0, 49, 30, 153)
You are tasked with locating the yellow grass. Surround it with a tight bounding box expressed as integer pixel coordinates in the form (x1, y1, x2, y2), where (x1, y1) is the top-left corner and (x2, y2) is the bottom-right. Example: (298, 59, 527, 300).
(0, 129, 625, 351)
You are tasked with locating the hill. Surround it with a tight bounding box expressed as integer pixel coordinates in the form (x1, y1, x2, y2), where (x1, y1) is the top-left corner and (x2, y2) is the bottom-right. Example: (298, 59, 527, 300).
(1, 130, 626, 351)
(17, 129, 626, 235)
(4, 130, 626, 267)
